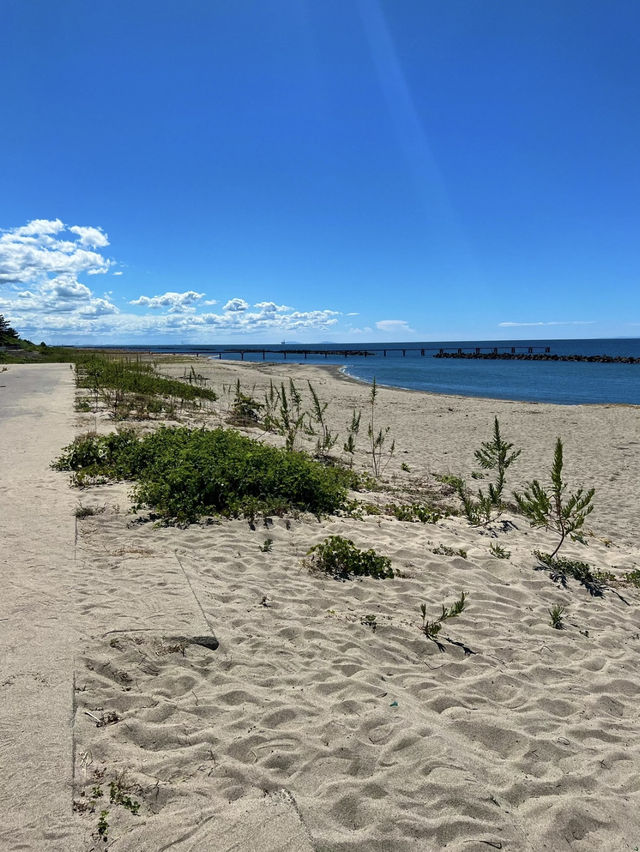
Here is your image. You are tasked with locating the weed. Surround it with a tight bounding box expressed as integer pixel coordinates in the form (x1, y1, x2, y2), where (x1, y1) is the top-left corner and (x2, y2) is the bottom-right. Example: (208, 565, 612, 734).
(306, 535, 394, 580)
(362, 502, 382, 515)
(419, 592, 467, 640)
(432, 544, 467, 559)
(227, 380, 263, 426)
(367, 378, 395, 477)
(74, 504, 105, 519)
(273, 382, 307, 451)
(549, 603, 566, 629)
(388, 502, 441, 524)
(97, 711, 120, 727)
(434, 473, 465, 490)
(489, 542, 511, 559)
(262, 381, 280, 432)
(401, 462, 411, 472)
(534, 550, 605, 596)
(259, 538, 273, 552)
(75, 354, 217, 410)
(515, 438, 595, 557)
(307, 381, 338, 459)
(361, 614, 378, 631)
(109, 779, 140, 815)
(97, 810, 109, 842)
(343, 408, 362, 467)
(624, 570, 640, 587)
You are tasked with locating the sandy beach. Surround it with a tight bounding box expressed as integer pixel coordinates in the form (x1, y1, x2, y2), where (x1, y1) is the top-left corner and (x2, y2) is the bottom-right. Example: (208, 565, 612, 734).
(2, 358, 640, 851)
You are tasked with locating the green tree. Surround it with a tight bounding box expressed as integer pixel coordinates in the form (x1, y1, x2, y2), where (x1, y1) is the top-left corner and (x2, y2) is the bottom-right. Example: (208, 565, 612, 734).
(0, 315, 19, 342)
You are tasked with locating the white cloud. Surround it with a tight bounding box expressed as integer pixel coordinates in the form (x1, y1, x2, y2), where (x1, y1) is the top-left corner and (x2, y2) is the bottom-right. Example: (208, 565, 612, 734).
(69, 225, 110, 248)
(0, 218, 111, 286)
(13, 218, 65, 237)
(224, 297, 249, 312)
(498, 321, 596, 328)
(0, 218, 117, 329)
(130, 290, 205, 312)
(1, 219, 346, 342)
(113, 271, 123, 276)
(254, 301, 290, 313)
(375, 319, 414, 333)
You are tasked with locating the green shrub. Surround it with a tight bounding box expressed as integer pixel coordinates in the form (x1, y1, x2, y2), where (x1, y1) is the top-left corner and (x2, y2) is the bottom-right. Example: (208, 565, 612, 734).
(533, 550, 605, 596)
(623, 570, 640, 588)
(306, 535, 394, 579)
(54, 426, 356, 523)
(387, 502, 441, 524)
(432, 544, 467, 559)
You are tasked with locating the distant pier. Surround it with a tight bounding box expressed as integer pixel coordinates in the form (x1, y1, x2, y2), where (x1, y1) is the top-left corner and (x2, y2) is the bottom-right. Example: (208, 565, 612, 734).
(191, 345, 552, 360)
(434, 351, 640, 364)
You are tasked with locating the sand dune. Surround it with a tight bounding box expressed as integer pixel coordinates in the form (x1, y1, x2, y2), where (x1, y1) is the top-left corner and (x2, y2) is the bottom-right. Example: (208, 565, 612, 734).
(2, 359, 640, 850)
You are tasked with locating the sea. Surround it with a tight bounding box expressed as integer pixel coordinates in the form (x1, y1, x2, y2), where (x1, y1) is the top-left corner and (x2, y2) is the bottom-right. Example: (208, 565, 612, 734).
(101, 338, 640, 406)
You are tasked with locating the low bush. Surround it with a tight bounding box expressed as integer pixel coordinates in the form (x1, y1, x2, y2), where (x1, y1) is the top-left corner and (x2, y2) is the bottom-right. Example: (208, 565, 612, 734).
(54, 426, 357, 523)
(306, 535, 394, 579)
(387, 502, 442, 524)
(624, 570, 640, 588)
(432, 544, 467, 559)
(533, 550, 606, 596)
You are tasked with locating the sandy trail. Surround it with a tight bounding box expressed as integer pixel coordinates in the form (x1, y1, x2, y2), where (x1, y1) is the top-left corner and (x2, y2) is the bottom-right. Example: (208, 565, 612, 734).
(0, 364, 82, 850)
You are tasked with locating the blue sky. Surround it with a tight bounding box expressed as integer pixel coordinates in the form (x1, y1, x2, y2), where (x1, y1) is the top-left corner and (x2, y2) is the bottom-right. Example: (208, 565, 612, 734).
(1, 0, 638, 343)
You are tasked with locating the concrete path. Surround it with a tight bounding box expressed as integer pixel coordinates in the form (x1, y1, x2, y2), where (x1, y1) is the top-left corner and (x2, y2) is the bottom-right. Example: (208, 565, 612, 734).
(0, 364, 83, 850)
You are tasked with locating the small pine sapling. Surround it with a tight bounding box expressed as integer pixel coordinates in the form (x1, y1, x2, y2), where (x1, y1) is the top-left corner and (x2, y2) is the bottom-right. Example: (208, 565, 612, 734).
(515, 438, 595, 557)
(474, 416, 521, 507)
(456, 418, 520, 525)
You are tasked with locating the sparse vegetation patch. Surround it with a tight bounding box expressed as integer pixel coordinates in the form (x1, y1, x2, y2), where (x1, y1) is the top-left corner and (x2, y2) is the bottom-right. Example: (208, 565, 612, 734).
(54, 426, 357, 523)
(306, 535, 394, 580)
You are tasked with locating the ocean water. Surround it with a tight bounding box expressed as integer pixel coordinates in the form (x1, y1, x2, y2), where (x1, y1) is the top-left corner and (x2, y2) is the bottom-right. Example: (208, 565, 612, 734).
(103, 338, 640, 405)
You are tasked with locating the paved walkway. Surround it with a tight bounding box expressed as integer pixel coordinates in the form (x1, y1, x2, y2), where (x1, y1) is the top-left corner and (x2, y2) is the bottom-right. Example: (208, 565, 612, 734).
(0, 364, 83, 850)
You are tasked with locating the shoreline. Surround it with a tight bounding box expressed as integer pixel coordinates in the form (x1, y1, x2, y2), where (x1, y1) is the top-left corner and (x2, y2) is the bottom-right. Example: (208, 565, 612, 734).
(214, 357, 639, 409)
